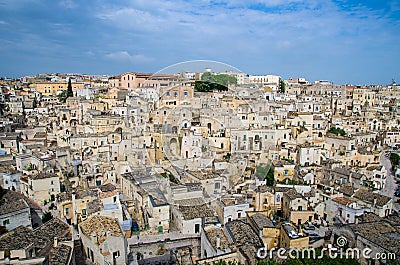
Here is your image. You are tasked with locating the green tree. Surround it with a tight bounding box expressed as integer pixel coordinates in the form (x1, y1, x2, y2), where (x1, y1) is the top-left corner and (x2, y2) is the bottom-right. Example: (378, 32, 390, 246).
(66, 78, 73, 97)
(41, 211, 53, 223)
(212, 261, 244, 265)
(389, 153, 400, 168)
(327, 127, 346, 136)
(280, 80, 286, 93)
(59, 78, 74, 103)
(258, 260, 280, 265)
(256, 165, 274, 186)
(195, 72, 237, 92)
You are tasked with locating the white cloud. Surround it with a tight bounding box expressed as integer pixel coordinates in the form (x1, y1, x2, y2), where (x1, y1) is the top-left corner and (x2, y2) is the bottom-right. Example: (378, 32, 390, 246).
(105, 51, 154, 64)
(59, 0, 77, 9)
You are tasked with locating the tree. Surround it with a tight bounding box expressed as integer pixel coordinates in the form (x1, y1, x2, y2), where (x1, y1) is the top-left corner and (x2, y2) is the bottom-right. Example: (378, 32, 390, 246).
(195, 72, 237, 92)
(327, 127, 346, 136)
(59, 78, 73, 103)
(389, 153, 400, 169)
(212, 261, 244, 265)
(41, 211, 53, 223)
(66, 78, 73, 97)
(256, 165, 274, 186)
(258, 260, 279, 265)
(280, 80, 286, 93)
(58, 90, 68, 103)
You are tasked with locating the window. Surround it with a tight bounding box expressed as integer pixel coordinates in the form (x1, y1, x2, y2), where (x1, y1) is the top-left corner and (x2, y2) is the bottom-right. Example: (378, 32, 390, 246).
(2, 219, 9, 226)
(50, 180, 54, 185)
(195, 223, 200, 233)
(174, 92, 178, 97)
(184, 91, 188, 97)
(166, 91, 170, 96)
(65, 208, 69, 215)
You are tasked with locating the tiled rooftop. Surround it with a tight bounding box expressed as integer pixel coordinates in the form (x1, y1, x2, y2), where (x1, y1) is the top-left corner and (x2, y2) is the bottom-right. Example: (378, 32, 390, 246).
(225, 220, 263, 247)
(220, 195, 247, 206)
(0, 226, 34, 250)
(332, 167, 351, 176)
(349, 221, 400, 254)
(338, 184, 356, 196)
(30, 172, 58, 180)
(99, 190, 117, 199)
(353, 189, 391, 207)
(0, 190, 29, 216)
(79, 215, 123, 245)
(332, 196, 357, 206)
(99, 183, 116, 192)
(34, 218, 72, 255)
(250, 213, 275, 230)
(175, 197, 205, 206)
(0, 217, 71, 255)
(87, 199, 102, 215)
(284, 188, 303, 201)
(179, 204, 214, 220)
(187, 170, 221, 180)
(48, 244, 72, 265)
(204, 227, 230, 250)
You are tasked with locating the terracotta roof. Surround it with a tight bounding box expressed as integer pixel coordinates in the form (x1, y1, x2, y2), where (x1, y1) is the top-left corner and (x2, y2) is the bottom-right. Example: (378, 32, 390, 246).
(332, 196, 357, 205)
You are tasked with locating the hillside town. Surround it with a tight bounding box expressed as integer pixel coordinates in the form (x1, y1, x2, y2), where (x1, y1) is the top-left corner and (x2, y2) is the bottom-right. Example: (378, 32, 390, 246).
(0, 69, 399, 265)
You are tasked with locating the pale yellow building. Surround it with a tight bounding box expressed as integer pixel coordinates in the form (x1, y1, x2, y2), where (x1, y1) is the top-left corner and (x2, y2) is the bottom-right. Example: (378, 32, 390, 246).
(247, 212, 280, 249)
(272, 160, 295, 183)
(20, 172, 61, 205)
(33, 81, 84, 96)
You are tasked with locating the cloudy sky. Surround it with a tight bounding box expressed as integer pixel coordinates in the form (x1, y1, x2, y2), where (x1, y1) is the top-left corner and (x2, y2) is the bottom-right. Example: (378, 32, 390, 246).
(0, 0, 399, 84)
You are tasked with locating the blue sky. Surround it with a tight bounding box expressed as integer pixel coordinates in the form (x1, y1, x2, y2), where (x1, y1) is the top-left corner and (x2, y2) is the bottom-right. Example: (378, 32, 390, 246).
(0, 0, 399, 84)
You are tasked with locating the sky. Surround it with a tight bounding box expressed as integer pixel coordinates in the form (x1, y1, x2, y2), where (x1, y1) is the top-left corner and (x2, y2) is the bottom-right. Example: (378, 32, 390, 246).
(0, 0, 399, 85)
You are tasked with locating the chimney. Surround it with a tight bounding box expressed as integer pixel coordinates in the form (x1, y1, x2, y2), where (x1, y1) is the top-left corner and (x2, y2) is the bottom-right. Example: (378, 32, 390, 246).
(91, 234, 97, 244)
(216, 235, 221, 249)
(72, 191, 77, 225)
(53, 237, 58, 248)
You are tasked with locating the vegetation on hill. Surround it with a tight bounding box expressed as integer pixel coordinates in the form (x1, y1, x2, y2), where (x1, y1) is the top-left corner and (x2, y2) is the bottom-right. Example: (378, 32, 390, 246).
(58, 78, 73, 103)
(256, 165, 274, 186)
(194, 72, 237, 92)
(280, 80, 286, 93)
(327, 127, 346, 136)
(389, 152, 400, 169)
